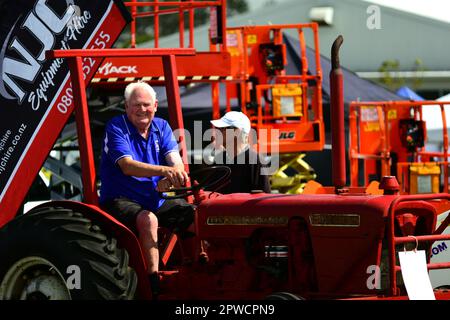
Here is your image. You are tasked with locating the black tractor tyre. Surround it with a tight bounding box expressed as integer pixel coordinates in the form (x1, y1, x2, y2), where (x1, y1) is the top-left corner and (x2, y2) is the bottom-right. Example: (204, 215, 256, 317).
(0, 206, 137, 300)
(265, 292, 305, 300)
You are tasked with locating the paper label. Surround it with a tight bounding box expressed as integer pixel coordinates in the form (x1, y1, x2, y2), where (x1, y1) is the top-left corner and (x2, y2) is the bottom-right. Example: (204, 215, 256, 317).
(398, 250, 435, 300)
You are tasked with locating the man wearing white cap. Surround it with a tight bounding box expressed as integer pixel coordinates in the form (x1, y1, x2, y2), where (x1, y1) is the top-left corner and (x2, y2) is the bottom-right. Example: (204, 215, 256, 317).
(210, 111, 271, 194)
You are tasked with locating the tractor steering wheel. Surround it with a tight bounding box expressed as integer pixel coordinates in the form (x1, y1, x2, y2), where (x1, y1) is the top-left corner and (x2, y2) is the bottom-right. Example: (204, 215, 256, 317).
(158, 165, 231, 200)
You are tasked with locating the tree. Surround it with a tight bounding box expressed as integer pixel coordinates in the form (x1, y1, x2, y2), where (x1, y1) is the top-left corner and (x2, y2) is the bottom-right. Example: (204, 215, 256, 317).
(378, 59, 404, 90)
(227, 0, 248, 16)
(378, 58, 426, 91)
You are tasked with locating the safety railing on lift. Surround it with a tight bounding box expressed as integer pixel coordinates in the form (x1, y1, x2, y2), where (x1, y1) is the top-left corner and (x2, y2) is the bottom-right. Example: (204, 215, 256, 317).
(124, 0, 226, 49)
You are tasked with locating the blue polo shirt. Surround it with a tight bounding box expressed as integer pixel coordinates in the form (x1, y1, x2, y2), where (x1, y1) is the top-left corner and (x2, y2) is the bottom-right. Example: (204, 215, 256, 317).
(99, 115, 179, 211)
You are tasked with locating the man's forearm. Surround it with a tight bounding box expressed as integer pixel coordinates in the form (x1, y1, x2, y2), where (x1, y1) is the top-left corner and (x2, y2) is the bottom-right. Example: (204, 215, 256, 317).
(118, 157, 168, 177)
(173, 162, 185, 170)
(118, 153, 188, 187)
(165, 151, 185, 170)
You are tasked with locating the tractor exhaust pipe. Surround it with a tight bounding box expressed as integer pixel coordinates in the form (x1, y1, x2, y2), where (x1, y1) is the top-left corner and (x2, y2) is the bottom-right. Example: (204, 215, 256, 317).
(330, 35, 346, 192)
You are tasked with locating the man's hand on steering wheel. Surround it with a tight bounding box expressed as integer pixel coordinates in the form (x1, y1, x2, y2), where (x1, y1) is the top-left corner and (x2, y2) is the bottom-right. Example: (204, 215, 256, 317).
(163, 166, 189, 188)
(156, 177, 174, 192)
(158, 166, 231, 200)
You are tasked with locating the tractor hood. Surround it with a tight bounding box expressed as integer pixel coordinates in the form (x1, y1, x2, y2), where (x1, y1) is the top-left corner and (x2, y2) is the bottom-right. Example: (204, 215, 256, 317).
(196, 192, 397, 239)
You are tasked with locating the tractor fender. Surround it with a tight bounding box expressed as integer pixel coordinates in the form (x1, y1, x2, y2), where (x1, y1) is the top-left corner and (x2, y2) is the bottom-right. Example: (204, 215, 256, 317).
(32, 200, 151, 300)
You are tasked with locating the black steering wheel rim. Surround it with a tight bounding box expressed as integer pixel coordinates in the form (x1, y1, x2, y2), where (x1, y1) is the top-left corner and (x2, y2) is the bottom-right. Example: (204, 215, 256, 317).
(159, 165, 231, 200)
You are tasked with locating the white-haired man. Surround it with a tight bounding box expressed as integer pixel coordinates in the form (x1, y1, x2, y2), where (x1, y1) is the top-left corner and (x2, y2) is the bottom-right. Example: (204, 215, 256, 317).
(99, 82, 193, 298)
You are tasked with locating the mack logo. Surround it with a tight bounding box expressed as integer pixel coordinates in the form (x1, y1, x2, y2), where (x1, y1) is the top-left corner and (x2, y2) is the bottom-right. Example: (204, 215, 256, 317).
(0, 0, 76, 104)
(279, 131, 295, 140)
(98, 62, 138, 76)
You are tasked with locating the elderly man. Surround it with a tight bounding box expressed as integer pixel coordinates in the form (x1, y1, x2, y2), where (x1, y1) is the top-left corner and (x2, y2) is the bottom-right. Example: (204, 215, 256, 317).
(211, 111, 271, 194)
(99, 81, 193, 297)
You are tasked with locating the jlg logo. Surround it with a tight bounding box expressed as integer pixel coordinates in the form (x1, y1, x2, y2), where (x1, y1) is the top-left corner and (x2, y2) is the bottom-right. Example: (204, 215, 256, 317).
(279, 131, 295, 140)
(0, 1, 75, 103)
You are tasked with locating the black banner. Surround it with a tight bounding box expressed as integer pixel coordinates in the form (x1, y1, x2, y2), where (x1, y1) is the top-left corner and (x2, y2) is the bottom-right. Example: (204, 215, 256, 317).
(0, 0, 130, 222)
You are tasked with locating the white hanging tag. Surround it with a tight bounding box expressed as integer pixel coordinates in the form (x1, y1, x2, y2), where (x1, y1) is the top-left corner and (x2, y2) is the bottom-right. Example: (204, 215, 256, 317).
(398, 250, 435, 300)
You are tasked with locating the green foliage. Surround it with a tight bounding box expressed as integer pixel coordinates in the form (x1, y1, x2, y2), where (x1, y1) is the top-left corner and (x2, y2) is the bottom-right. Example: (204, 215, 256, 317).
(412, 58, 426, 89)
(378, 58, 427, 91)
(227, 0, 248, 16)
(378, 59, 404, 89)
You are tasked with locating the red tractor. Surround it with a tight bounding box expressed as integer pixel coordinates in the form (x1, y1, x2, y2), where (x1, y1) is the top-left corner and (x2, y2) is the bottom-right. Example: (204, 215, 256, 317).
(1, 0, 450, 301)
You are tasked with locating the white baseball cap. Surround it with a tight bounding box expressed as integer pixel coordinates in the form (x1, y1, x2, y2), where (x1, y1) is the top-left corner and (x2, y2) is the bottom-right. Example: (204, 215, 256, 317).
(210, 111, 251, 134)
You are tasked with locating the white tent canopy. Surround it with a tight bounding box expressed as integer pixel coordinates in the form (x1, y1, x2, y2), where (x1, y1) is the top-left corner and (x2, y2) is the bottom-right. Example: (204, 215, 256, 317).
(422, 93, 450, 130)
(422, 93, 450, 147)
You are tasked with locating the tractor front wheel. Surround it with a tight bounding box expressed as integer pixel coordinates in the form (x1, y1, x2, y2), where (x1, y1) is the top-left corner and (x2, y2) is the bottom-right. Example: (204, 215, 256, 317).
(0, 206, 137, 300)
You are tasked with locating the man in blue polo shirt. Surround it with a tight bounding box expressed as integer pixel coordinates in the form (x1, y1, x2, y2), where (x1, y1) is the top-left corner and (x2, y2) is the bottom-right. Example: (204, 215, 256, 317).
(99, 81, 193, 297)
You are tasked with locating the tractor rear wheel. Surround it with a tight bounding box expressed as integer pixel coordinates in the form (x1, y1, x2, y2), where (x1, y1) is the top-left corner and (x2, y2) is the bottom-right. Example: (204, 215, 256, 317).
(0, 206, 137, 300)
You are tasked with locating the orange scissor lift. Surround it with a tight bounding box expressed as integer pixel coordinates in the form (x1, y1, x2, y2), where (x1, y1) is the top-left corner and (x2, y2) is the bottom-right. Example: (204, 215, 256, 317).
(349, 100, 450, 212)
(222, 24, 324, 193)
(91, 0, 325, 194)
